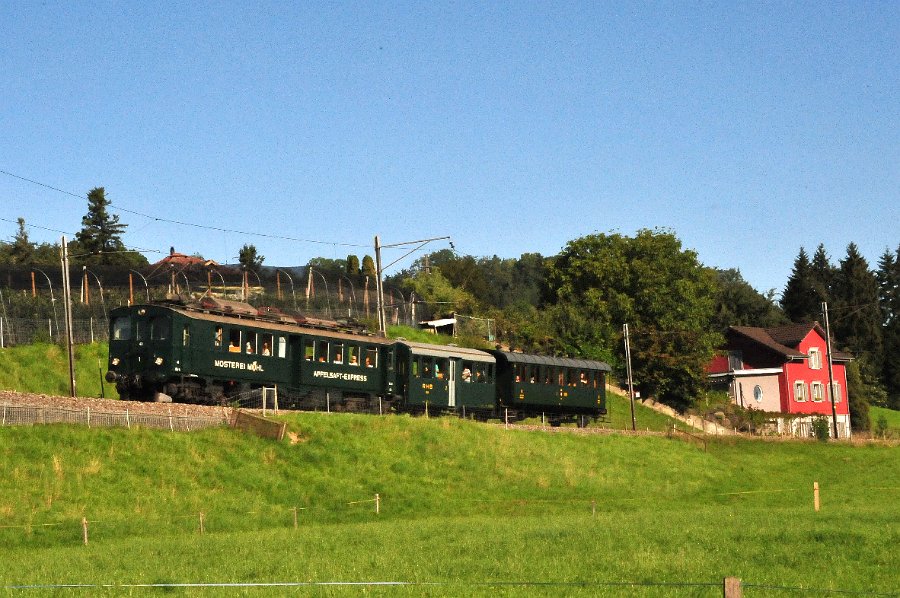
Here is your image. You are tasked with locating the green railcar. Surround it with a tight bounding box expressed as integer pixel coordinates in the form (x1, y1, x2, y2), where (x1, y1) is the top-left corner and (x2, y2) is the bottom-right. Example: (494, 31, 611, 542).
(393, 341, 496, 414)
(489, 351, 610, 420)
(106, 301, 393, 408)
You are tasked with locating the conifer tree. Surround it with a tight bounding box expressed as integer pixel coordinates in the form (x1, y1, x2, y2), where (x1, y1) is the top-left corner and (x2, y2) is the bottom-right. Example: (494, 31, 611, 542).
(781, 247, 819, 323)
(74, 187, 131, 265)
(810, 243, 835, 304)
(877, 244, 900, 408)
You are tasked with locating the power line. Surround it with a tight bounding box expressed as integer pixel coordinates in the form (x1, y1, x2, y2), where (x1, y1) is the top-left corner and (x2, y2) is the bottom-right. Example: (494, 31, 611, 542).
(1, 168, 370, 249)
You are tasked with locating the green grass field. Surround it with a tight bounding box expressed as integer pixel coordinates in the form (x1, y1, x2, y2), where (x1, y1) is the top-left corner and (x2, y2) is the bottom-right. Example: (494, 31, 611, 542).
(0, 342, 116, 399)
(1, 413, 897, 596)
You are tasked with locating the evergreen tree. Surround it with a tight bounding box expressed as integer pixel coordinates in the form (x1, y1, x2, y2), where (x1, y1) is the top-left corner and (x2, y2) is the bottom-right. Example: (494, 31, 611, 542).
(833, 243, 882, 360)
(810, 243, 835, 304)
(346, 255, 360, 276)
(8, 217, 34, 264)
(238, 244, 265, 270)
(74, 187, 129, 265)
(361, 255, 377, 279)
(781, 248, 819, 323)
(877, 245, 900, 408)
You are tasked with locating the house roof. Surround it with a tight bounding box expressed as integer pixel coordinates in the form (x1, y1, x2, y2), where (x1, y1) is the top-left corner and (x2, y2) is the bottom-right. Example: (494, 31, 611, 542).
(728, 323, 852, 362)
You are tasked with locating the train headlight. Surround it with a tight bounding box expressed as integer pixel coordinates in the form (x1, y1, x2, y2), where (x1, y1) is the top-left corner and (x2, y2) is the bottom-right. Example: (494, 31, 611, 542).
(154, 357, 164, 366)
(111, 357, 120, 366)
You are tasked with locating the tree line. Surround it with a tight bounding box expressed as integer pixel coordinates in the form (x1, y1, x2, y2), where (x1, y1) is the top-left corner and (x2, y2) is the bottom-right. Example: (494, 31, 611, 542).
(2, 189, 897, 425)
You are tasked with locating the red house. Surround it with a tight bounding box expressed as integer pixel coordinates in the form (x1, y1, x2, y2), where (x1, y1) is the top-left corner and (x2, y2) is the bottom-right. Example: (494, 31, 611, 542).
(707, 323, 852, 438)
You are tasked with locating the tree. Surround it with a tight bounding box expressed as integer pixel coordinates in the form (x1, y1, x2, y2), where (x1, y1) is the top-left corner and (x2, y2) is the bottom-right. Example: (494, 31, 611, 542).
(346, 255, 360, 276)
(238, 244, 265, 270)
(711, 268, 787, 333)
(877, 244, 900, 408)
(8, 218, 34, 264)
(546, 229, 721, 411)
(781, 248, 820, 323)
(832, 243, 882, 361)
(401, 269, 478, 319)
(361, 255, 377, 279)
(74, 187, 131, 265)
(810, 244, 836, 304)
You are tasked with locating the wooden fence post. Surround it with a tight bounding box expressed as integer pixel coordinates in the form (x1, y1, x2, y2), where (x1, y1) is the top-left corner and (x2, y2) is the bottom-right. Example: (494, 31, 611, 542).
(199, 512, 205, 534)
(81, 517, 89, 545)
(814, 482, 820, 512)
(723, 577, 741, 597)
(375, 493, 380, 515)
(591, 500, 596, 518)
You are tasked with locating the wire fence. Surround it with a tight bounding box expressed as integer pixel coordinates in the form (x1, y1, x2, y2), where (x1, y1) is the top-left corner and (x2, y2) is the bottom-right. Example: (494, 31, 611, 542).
(0, 403, 227, 431)
(0, 316, 108, 347)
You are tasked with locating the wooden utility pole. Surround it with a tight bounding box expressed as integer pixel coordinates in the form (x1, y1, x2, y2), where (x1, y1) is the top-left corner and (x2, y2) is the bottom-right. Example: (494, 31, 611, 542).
(624, 323, 636, 431)
(60, 236, 76, 397)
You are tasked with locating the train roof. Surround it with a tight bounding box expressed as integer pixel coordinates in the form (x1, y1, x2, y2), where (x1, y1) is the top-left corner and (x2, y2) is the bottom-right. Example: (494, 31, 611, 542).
(396, 341, 496, 363)
(488, 350, 612, 371)
(115, 302, 393, 345)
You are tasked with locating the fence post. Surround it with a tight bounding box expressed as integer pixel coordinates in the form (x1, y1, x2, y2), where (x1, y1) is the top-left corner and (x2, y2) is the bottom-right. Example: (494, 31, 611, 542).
(375, 493, 380, 515)
(81, 517, 89, 545)
(126, 409, 130, 429)
(723, 577, 741, 597)
(2, 403, 6, 426)
(274, 386, 279, 415)
(87, 406, 90, 428)
(425, 401, 429, 418)
(592, 500, 596, 518)
(504, 408, 508, 429)
(814, 482, 820, 512)
(168, 408, 174, 432)
(199, 512, 205, 534)
(293, 507, 298, 529)
(262, 388, 267, 417)
(326, 392, 330, 413)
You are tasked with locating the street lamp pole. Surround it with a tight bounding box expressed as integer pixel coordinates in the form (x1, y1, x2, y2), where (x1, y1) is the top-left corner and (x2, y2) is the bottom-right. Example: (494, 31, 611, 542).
(129, 269, 150, 303)
(33, 268, 59, 342)
(340, 275, 356, 318)
(276, 269, 297, 309)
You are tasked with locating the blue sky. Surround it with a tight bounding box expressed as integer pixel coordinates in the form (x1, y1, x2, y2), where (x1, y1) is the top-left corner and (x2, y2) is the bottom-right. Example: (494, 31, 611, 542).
(2, 2, 897, 294)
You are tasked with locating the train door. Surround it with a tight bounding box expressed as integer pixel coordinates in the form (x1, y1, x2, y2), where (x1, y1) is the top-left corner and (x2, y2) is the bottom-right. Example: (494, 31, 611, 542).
(448, 360, 457, 408)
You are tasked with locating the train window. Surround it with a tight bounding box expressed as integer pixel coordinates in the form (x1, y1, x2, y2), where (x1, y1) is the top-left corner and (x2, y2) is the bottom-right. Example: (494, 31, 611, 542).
(435, 358, 448, 380)
(473, 363, 487, 383)
(214, 326, 223, 348)
(365, 347, 377, 368)
(332, 343, 344, 364)
(228, 330, 242, 352)
(347, 345, 359, 366)
(316, 340, 329, 362)
(412, 358, 419, 377)
(385, 348, 393, 371)
(461, 361, 473, 382)
(579, 371, 589, 385)
(260, 333, 273, 356)
(183, 325, 190, 347)
(150, 317, 169, 340)
(568, 369, 580, 386)
(111, 317, 131, 341)
(593, 372, 599, 389)
(277, 336, 287, 358)
(557, 369, 565, 386)
(487, 364, 495, 384)
(304, 339, 314, 361)
(422, 357, 434, 378)
(245, 331, 257, 354)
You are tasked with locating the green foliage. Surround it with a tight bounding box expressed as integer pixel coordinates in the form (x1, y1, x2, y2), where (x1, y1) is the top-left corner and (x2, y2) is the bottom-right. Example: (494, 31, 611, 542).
(811, 416, 831, 441)
(238, 243, 264, 270)
(402, 269, 478, 318)
(547, 229, 721, 411)
(781, 246, 824, 323)
(846, 360, 873, 432)
(711, 268, 787, 333)
(834, 243, 882, 366)
(346, 254, 360, 276)
(72, 187, 147, 267)
(870, 406, 900, 439)
(361, 255, 377, 278)
(307, 257, 346, 276)
(877, 245, 900, 408)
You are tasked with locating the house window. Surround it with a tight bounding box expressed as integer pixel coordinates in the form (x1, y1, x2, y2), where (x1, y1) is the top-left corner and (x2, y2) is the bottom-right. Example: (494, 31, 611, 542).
(794, 381, 808, 402)
(753, 385, 763, 403)
(809, 348, 822, 370)
(728, 351, 744, 371)
(811, 382, 825, 402)
(830, 382, 842, 403)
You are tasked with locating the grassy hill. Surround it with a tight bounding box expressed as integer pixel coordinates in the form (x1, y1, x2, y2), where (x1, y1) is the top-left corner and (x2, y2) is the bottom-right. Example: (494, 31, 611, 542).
(0, 412, 897, 595)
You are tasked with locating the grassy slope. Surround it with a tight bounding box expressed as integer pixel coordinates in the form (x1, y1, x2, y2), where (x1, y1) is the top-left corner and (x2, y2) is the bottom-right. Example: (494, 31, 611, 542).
(0, 343, 116, 399)
(0, 414, 897, 595)
(871, 405, 900, 433)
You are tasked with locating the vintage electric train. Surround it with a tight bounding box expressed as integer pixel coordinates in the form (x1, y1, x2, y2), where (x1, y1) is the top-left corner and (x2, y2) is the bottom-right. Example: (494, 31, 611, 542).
(105, 297, 610, 423)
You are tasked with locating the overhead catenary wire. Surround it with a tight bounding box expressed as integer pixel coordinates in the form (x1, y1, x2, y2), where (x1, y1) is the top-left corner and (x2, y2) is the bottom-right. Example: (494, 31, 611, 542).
(1, 168, 370, 249)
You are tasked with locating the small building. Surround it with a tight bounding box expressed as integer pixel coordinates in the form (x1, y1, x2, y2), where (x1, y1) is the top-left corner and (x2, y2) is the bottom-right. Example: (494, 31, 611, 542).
(707, 323, 852, 438)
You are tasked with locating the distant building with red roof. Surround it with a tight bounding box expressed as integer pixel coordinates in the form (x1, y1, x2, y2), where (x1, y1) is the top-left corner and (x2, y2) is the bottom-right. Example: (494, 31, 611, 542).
(707, 323, 852, 438)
